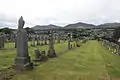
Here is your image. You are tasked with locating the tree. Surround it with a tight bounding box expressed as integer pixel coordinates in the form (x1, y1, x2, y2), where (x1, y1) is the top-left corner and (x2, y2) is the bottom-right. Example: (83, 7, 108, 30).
(24, 27, 35, 34)
(0, 27, 13, 34)
(113, 26, 120, 40)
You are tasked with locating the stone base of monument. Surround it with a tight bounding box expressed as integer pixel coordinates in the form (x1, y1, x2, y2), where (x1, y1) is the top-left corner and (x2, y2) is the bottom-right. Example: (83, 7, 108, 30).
(14, 56, 33, 70)
(47, 49, 57, 58)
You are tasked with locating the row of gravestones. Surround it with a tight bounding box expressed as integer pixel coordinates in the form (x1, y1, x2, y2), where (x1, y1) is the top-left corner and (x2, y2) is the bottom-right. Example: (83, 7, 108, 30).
(0, 32, 65, 49)
(67, 34, 88, 50)
(100, 39, 120, 55)
(33, 32, 80, 61)
(30, 35, 48, 47)
(30, 32, 68, 47)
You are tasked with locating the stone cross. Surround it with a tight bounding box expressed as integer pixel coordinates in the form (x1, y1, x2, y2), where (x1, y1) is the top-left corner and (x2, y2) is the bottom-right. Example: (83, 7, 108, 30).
(47, 30, 56, 58)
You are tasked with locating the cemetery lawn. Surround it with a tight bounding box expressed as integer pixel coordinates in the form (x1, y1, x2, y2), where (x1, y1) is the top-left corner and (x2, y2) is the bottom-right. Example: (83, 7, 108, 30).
(1, 40, 120, 80)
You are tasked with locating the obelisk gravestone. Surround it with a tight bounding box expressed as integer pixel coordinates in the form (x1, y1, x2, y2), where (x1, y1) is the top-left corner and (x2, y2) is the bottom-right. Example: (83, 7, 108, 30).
(14, 16, 33, 70)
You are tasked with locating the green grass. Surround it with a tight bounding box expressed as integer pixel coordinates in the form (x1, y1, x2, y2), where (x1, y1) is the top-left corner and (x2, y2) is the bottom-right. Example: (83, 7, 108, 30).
(1, 40, 120, 80)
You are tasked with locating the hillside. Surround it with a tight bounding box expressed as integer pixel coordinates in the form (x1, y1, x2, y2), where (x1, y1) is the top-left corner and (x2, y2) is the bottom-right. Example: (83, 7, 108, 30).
(97, 22, 120, 28)
(64, 22, 96, 28)
(32, 24, 61, 30)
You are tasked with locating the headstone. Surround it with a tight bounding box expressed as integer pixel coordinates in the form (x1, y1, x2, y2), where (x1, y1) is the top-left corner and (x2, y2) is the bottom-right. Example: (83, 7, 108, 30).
(40, 51, 48, 61)
(47, 30, 57, 58)
(73, 43, 76, 47)
(68, 33, 71, 50)
(0, 35, 4, 49)
(31, 35, 35, 47)
(36, 35, 40, 45)
(15, 37, 17, 48)
(57, 34, 60, 43)
(70, 44, 73, 49)
(40, 35, 44, 45)
(76, 38, 80, 47)
(14, 16, 33, 70)
(34, 48, 41, 61)
(44, 36, 48, 45)
(68, 39, 71, 50)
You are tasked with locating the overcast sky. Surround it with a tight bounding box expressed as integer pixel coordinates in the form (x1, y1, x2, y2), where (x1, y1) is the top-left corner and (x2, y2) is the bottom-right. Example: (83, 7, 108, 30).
(0, 0, 120, 28)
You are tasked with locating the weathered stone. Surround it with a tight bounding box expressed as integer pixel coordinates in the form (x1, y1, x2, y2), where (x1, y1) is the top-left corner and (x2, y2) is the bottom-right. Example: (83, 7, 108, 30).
(70, 44, 73, 49)
(15, 37, 17, 48)
(73, 43, 76, 47)
(31, 35, 36, 47)
(34, 48, 41, 61)
(40, 35, 44, 45)
(0, 35, 4, 49)
(68, 37, 71, 50)
(14, 16, 33, 70)
(57, 34, 60, 43)
(44, 36, 48, 45)
(40, 51, 48, 61)
(47, 31, 56, 58)
(36, 36, 40, 45)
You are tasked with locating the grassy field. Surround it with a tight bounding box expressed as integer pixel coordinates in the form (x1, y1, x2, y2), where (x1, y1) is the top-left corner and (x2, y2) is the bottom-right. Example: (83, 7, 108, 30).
(0, 40, 120, 80)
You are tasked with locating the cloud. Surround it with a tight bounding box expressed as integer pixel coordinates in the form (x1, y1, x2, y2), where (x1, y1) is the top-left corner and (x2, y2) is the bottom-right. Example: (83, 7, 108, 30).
(0, 0, 120, 28)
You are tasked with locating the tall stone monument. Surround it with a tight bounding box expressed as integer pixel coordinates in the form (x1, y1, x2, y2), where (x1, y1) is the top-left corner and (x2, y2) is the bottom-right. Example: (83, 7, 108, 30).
(47, 30, 56, 58)
(14, 16, 33, 70)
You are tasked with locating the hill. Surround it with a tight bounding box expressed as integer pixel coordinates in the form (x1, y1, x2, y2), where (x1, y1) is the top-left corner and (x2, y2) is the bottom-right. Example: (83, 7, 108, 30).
(64, 22, 96, 28)
(97, 22, 120, 28)
(32, 24, 61, 30)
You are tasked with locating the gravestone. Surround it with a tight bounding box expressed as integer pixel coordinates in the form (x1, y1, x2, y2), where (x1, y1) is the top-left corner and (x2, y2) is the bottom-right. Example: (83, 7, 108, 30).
(57, 33, 60, 43)
(73, 43, 76, 47)
(44, 36, 48, 45)
(15, 37, 17, 48)
(70, 44, 73, 49)
(47, 30, 57, 58)
(0, 35, 4, 49)
(36, 35, 40, 45)
(68, 33, 71, 50)
(31, 35, 35, 47)
(14, 16, 33, 70)
(40, 51, 48, 61)
(40, 35, 44, 45)
(34, 48, 41, 61)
